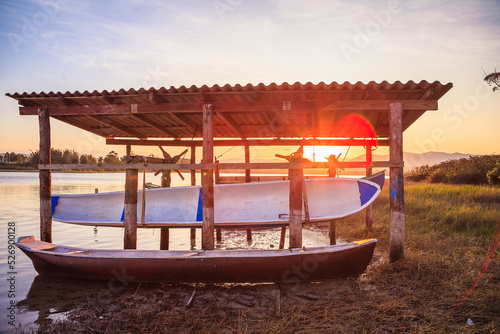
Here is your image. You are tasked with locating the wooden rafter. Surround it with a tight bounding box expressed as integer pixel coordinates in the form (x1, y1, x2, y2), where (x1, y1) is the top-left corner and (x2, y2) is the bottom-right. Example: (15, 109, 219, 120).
(88, 115, 147, 139)
(130, 114, 178, 138)
(217, 112, 245, 138)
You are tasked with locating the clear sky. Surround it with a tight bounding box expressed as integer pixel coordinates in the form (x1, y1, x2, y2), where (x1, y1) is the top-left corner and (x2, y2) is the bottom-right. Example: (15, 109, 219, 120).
(0, 0, 499, 161)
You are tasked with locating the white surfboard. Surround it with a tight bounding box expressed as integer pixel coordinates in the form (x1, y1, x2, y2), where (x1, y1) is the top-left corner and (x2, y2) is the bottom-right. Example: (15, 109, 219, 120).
(51, 176, 382, 228)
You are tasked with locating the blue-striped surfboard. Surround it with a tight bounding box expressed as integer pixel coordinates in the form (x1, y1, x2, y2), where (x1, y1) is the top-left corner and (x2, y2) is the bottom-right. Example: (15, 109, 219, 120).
(51, 176, 383, 228)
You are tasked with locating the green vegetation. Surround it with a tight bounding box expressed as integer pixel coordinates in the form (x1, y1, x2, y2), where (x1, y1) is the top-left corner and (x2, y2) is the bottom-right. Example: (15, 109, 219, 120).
(0, 149, 128, 171)
(28, 184, 499, 333)
(405, 154, 500, 185)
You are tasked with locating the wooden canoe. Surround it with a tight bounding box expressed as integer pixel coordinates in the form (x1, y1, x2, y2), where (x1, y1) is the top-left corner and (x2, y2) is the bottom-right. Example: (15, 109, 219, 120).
(16, 236, 377, 283)
(51, 173, 384, 228)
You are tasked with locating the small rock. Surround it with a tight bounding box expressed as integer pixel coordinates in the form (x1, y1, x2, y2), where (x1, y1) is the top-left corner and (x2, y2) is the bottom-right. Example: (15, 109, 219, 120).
(467, 318, 474, 326)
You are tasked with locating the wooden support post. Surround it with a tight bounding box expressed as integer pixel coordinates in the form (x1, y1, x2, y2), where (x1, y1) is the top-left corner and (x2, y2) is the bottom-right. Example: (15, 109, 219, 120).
(160, 228, 169, 250)
(329, 221, 337, 245)
(214, 159, 222, 242)
(279, 226, 286, 249)
(201, 104, 215, 250)
(365, 145, 373, 230)
(160, 169, 170, 250)
(389, 102, 405, 262)
(190, 145, 196, 246)
(38, 109, 52, 243)
(244, 144, 251, 183)
(124, 168, 138, 249)
(288, 153, 303, 249)
(244, 143, 252, 242)
(327, 157, 337, 244)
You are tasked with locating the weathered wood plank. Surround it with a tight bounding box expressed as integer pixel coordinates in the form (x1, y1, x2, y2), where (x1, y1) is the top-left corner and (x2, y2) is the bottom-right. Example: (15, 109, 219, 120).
(124, 169, 138, 249)
(201, 104, 215, 250)
(389, 102, 405, 262)
(329, 221, 337, 245)
(365, 145, 373, 230)
(20, 100, 437, 116)
(37, 160, 403, 171)
(190, 145, 196, 246)
(323, 100, 437, 111)
(288, 153, 303, 249)
(38, 109, 52, 243)
(106, 138, 389, 147)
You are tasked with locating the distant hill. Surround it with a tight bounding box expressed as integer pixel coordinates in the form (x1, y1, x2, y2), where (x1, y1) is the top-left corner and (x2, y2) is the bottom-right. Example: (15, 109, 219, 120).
(349, 151, 473, 172)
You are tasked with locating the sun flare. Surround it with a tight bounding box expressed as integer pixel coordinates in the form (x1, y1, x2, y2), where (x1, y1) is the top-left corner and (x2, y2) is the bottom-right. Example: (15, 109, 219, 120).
(303, 146, 345, 162)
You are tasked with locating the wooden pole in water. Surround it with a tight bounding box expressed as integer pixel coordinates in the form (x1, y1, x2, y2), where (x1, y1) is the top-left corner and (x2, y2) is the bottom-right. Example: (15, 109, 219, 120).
(389, 102, 405, 262)
(279, 226, 286, 249)
(215, 159, 222, 242)
(288, 152, 303, 249)
(365, 145, 373, 230)
(160, 167, 170, 250)
(245, 143, 252, 242)
(124, 168, 138, 249)
(190, 145, 196, 246)
(327, 160, 337, 245)
(201, 104, 215, 250)
(38, 108, 52, 243)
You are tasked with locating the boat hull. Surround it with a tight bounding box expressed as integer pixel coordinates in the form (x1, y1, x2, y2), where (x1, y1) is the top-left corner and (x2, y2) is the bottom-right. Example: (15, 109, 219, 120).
(16, 236, 377, 283)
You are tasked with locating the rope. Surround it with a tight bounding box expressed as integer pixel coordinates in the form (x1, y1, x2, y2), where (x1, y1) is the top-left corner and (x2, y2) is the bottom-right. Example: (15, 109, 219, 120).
(215, 146, 236, 160)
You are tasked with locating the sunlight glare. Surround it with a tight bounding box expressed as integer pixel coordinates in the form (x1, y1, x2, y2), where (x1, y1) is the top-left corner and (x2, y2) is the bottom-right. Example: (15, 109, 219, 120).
(303, 146, 345, 162)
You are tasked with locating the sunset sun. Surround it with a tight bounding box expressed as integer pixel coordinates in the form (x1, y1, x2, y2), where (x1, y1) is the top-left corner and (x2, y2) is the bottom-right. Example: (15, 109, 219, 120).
(303, 146, 345, 162)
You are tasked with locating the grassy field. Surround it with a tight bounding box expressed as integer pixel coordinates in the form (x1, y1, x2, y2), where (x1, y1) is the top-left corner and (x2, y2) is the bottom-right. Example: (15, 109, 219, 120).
(29, 183, 500, 333)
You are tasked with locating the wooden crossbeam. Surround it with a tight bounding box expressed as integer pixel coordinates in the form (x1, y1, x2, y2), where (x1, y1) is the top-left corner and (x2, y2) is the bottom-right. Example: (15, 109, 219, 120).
(106, 138, 388, 147)
(38, 160, 402, 171)
(19, 99, 438, 116)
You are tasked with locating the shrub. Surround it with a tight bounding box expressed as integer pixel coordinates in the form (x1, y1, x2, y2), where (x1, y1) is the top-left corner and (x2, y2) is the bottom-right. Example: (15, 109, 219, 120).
(487, 161, 500, 185)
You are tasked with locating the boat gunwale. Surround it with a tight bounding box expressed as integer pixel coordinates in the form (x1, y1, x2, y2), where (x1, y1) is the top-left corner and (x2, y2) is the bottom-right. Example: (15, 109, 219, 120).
(16, 238, 377, 260)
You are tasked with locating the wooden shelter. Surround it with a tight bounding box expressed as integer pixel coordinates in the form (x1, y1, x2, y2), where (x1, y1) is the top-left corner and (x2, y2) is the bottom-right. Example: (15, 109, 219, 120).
(7, 80, 452, 262)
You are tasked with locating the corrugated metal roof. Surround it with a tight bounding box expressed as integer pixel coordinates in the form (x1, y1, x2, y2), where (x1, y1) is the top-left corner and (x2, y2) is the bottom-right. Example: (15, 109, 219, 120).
(6, 80, 452, 140)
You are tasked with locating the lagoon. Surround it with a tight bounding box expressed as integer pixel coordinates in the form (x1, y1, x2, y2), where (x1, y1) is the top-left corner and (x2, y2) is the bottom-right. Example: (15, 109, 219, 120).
(0, 171, 329, 331)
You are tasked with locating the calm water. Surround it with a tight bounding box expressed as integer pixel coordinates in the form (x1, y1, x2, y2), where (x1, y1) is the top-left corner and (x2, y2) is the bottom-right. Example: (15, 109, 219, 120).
(0, 171, 329, 332)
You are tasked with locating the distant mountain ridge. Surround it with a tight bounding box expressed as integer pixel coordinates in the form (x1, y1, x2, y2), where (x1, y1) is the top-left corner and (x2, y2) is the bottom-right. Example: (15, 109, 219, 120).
(349, 151, 473, 171)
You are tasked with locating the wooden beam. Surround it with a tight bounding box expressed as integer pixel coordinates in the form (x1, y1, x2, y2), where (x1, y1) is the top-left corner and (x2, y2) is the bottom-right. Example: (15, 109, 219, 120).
(201, 104, 215, 250)
(322, 100, 438, 112)
(168, 112, 198, 134)
(130, 114, 178, 138)
(329, 221, 337, 245)
(365, 145, 373, 230)
(217, 112, 246, 138)
(244, 144, 252, 242)
(190, 144, 196, 248)
(124, 169, 138, 249)
(288, 152, 303, 249)
(19, 101, 319, 116)
(37, 160, 402, 171)
(38, 109, 52, 243)
(106, 138, 389, 147)
(389, 102, 404, 262)
(88, 115, 147, 139)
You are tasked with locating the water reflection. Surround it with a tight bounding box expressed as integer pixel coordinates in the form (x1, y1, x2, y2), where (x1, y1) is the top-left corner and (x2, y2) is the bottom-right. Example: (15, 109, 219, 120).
(1, 172, 331, 330)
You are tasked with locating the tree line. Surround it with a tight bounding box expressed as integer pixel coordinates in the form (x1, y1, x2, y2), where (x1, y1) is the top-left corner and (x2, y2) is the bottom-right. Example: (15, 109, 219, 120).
(1, 149, 126, 167)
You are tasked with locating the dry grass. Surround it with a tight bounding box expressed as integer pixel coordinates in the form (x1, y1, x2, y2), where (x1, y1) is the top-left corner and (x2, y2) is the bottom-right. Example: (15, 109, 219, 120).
(25, 183, 500, 333)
